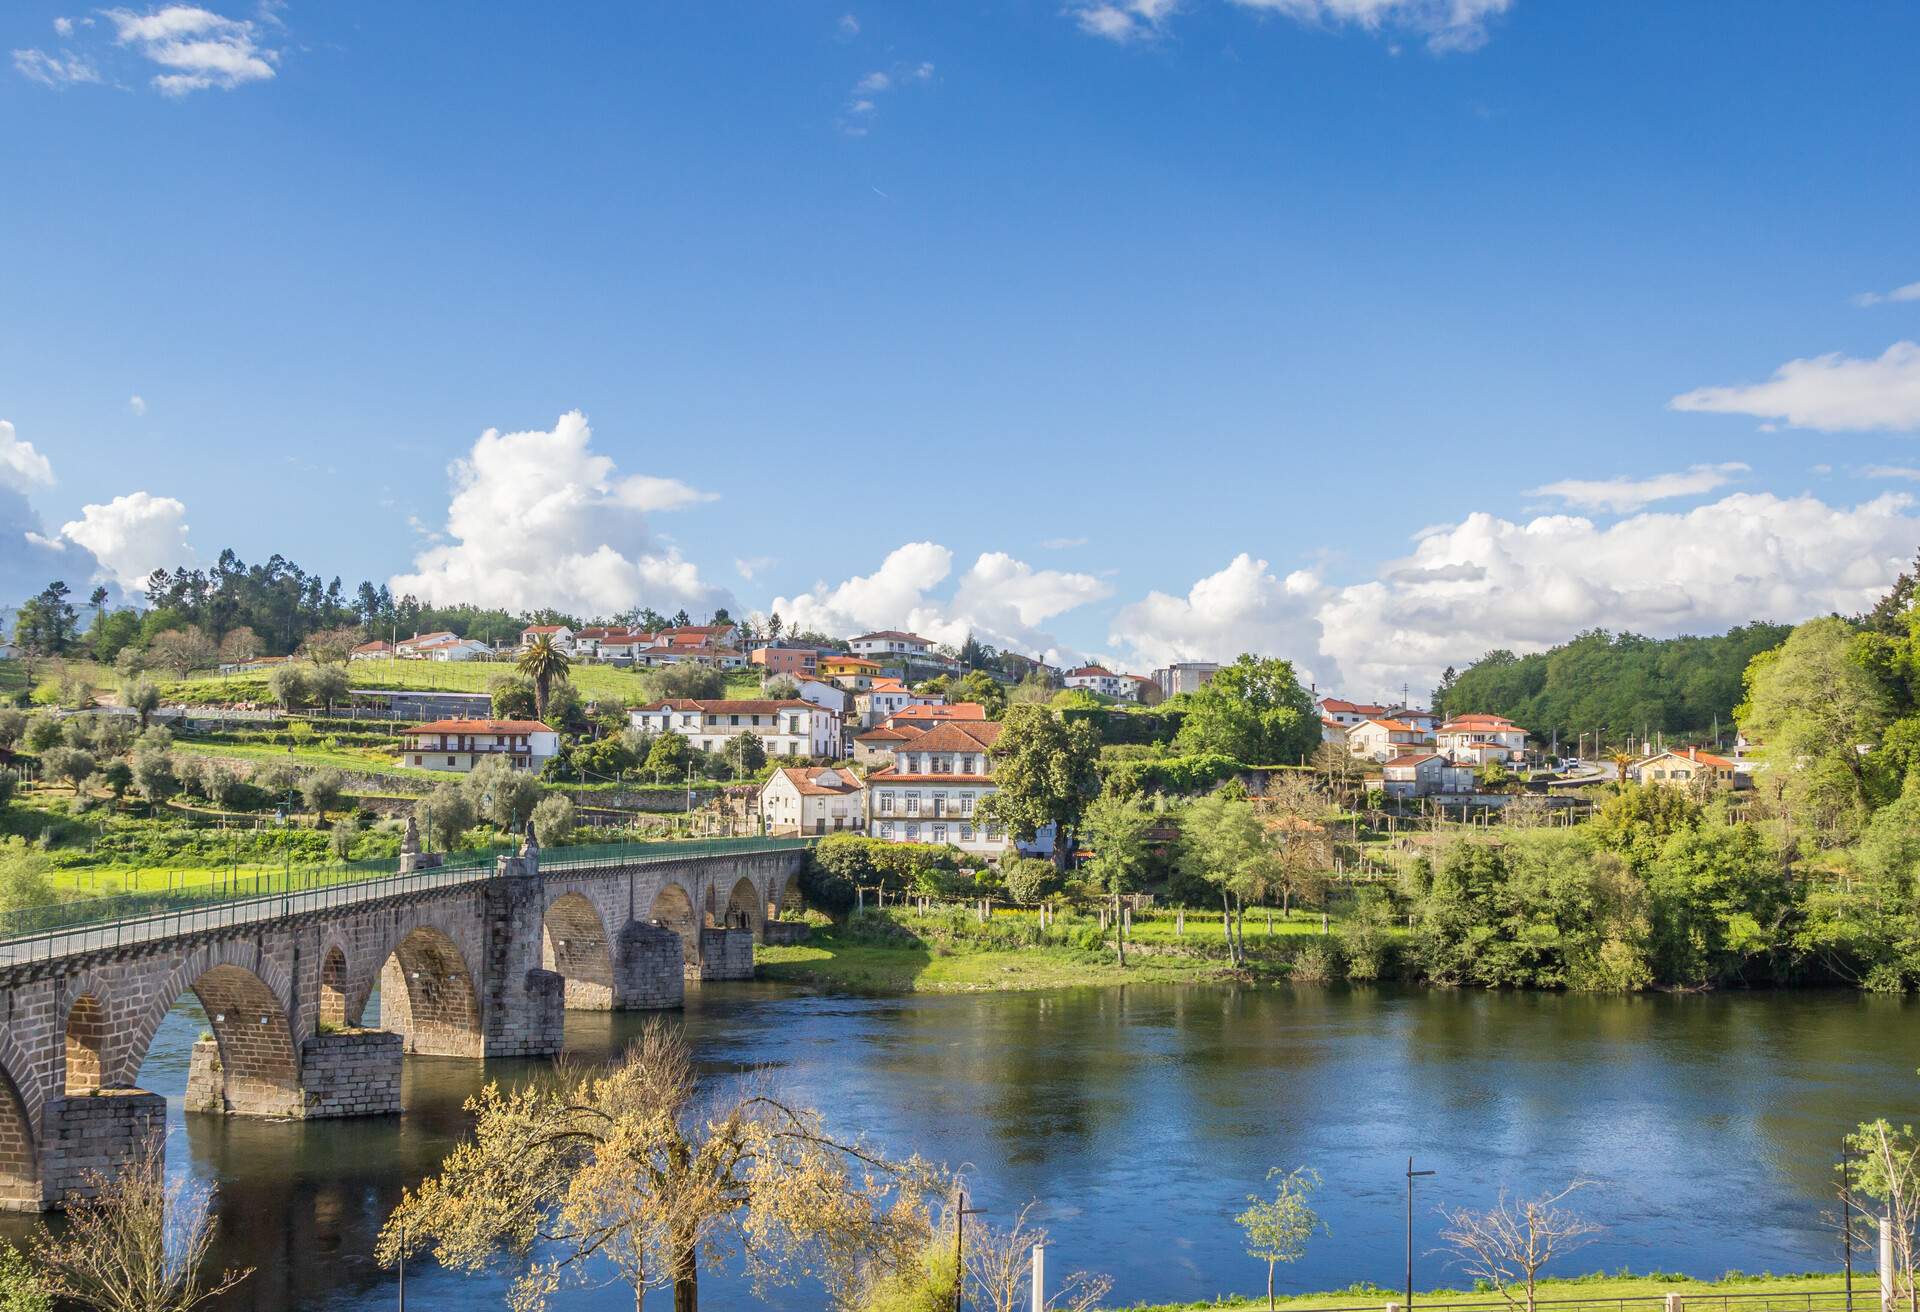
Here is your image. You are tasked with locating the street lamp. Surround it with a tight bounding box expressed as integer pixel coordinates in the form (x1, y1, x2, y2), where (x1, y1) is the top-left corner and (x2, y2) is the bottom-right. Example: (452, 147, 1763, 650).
(1406, 1157, 1435, 1312)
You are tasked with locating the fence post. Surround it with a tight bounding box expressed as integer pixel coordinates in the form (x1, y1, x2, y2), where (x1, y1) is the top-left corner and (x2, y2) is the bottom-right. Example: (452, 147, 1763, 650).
(1664, 1294, 1684, 1312)
(1031, 1244, 1045, 1312)
(1880, 1216, 1898, 1312)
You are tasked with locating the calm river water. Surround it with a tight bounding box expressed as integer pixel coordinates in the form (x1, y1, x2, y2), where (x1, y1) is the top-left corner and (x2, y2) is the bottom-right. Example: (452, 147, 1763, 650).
(6, 982, 1919, 1310)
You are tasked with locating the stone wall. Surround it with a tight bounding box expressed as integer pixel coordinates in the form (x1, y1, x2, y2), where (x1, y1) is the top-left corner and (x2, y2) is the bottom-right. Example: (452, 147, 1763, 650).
(42, 1091, 166, 1204)
(762, 920, 811, 947)
(699, 928, 755, 981)
(299, 1030, 402, 1118)
(614, 922, 686, 1008)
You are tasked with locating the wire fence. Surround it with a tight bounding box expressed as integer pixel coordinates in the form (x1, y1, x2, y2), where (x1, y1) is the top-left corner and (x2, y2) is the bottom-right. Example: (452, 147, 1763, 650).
(0, 835, 813, 966)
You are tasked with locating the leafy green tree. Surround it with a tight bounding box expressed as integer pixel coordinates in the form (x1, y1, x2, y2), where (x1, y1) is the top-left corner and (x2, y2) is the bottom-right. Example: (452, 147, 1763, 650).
(97, 760, 132, 806)
(464, 756, 543, 831)
(0, 839, 55, 914)
(1080, 792, 1155, 947)
(763, 674, 801, 700)
(120, 677, 160, 729)
(1236, 1167, 1326, 1312)
(129, 749, 175, 814)
(16, 581, 77, 655)
(0, 1239, 50, 1312)
(723, 731, 767, 777)
(1589, 783, 1701, 868)
(301, 768, 347, 824)
(952, 670, 1008, 719)
(515, 634, 572, 722)
(532, 792, 575, 846)
(977, 705, 1099, 869)
(41, 746, 95, 794)
(645, 731, 690, 784)
(329, 813, 362, 860)
(149, 626, 217, 678)
(1740, 617, 1894, 835)
(268, 662, 309, 711)
(23, 716, 62, 754)
(1645, 823, 1786, 988)
(0, 710, 25, 751)
(489, 673, 536, 719)
(645, 664, 725, 701)
(1175, 792, 1270, 965)
(1172, 655, 1317, 766)
(306, 663, 349, 713)
(1000, 856, 1057, 906)
(419, 782, 477, 851)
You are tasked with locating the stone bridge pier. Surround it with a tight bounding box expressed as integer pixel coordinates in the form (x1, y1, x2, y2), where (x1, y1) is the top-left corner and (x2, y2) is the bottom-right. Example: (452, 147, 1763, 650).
(0, 839, 809, 1211)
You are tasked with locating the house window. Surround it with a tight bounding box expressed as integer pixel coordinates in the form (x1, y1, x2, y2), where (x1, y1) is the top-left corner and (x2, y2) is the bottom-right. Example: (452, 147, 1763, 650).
(960, 824, 974, 841)
(933, 824, 947, 843)
(413, 755, 422, 765)
(905, 795, 920, 816)
(881, 821, 894, 839)
(879, 794, 894, 815)
(906, 823, 920, 840)
(959, 795, 973, 815)
(447, 756, 456, 766)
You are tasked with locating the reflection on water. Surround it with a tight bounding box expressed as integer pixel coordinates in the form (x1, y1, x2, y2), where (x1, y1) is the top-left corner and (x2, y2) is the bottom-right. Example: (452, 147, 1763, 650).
(4, 983, 1917, 1310)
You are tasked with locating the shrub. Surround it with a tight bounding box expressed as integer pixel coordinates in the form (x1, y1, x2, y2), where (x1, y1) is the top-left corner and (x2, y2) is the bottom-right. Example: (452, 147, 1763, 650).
(1001, 857, 1057, 906)
(1290, 940, 1342, 984)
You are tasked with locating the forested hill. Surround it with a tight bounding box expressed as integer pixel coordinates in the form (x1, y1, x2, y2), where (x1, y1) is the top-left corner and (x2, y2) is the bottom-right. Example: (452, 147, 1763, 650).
(1432, 624, 1791, 744)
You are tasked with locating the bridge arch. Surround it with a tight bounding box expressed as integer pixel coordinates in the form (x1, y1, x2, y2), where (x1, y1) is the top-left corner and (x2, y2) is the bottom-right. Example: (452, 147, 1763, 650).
(649, 880, 700, 968)
(543, 892, 615, 1010)
(121, 943, 300, 1114)
(724, 876, 765, 938)
(0, 1059, 36, 1210)
(377, 926, 483, 1057)
(64, 993, 107, 1094)
(319, 944, 348, 1029)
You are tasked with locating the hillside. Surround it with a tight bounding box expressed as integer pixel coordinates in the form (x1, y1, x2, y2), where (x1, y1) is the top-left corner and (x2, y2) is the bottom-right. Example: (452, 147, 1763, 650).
(1433, 624, 1791, 743)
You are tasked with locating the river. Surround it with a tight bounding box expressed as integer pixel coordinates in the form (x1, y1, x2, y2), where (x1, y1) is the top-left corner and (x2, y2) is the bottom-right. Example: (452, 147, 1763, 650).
(5, 982, 1917, 1310)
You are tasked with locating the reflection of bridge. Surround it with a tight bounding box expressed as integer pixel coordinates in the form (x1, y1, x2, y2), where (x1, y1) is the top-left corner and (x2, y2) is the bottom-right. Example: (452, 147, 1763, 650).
(0, 836, 810, 1211)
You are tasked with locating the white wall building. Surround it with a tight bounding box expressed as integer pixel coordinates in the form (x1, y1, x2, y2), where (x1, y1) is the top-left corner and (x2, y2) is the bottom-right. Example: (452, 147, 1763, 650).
(1064, 665, 1140, 699)
(868, 721, 1009, 857)
(1316, 696, 1390, 728)
(759, 766, 867, 836)
(1346, 717, 1436, 763)
(398, 719, 560, 772)
(1381, 753, 1476, 799)
(1435, 713, 1529, 765)
(629, 699, 841, 759)
(850, 630, 935, 660)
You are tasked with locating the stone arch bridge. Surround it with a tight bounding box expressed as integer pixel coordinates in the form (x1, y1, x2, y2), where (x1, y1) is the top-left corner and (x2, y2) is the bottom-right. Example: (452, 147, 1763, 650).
(0, 837, 809, 1211)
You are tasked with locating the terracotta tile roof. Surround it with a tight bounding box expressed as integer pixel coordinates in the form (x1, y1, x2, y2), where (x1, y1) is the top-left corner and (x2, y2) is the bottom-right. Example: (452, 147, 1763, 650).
(889, 702, 985, 722)
(1067, 665, 1116, 678)
(855, 726, 918, 742)
(352, 640, 390, 653)
(405, 719, 555, 735)
(821, 655, 883, 668)
(853, 630, 930, 644)
(771, 766, 866, 796)
(397, 631, 456, 646)
(521, 625, 569, 634)
(869, 772, 997, 784)
(1355, 718, 1429, 734)
(867, 678, 910, 693)
(1318, 697, 1389, 715)
(889, 721, 1003, 753)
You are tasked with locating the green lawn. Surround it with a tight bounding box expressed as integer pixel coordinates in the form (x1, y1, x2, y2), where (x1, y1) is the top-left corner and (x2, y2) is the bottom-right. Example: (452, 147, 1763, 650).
(174, 740, 432, 778)
(756, 932, 1235, 992)
(1123, 1270, 1872, 1312)
(164, 658, 769, 706)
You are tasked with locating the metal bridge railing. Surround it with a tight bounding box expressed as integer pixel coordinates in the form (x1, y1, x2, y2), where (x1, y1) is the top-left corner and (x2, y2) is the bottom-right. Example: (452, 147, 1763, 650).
(0, 836, 813, 968)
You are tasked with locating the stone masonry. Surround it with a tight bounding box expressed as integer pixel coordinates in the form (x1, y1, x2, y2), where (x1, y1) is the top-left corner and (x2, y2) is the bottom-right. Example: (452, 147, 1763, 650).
(0, 843, 805, 1210)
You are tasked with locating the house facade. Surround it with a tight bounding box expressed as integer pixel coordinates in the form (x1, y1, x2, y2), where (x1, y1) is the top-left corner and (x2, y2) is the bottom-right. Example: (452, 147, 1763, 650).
(1153, 662, 1221, 698)
(1347, 717, 1436, 763)
(850, 631, 934, 660)
(867, 721, 1009, 857)
(1381, 753, 1475, 800)
(413, 636, 491, 662)
(1634, 747, 1741, 787)
(751, 645, 820, 677)
(1064, 665, 1140, 699)
(818, 655, 885, 689)
(398, 719, 559, 772)
(759, 766, 867, 836)
(1436, 713, 1528, 765)
(629, 699, 841, 759)
(1316, 696, 1389, 728)
(519, 624, 575, 651)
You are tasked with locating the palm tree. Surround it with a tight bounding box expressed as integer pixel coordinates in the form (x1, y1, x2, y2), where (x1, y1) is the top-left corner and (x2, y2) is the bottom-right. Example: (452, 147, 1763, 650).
(516, 633, 571, 722)
(1607, 749, 1636, 793)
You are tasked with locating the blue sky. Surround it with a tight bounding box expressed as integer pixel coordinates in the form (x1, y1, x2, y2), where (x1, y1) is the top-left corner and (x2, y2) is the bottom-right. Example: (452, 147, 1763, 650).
(5, 0, 1920, 696)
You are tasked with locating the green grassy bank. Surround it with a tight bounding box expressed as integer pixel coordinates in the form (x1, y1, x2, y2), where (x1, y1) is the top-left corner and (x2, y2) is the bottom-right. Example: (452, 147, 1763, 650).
(1122, 1270, 1872, 1312)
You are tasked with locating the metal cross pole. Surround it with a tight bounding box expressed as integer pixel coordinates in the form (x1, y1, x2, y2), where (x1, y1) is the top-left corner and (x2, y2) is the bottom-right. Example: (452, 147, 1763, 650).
(397, 1220, 406, 1312)
(953, 1178, 987, 1312)
(1407, 1158, 1435, 1312)
(1841, 1145, 1856, 1312)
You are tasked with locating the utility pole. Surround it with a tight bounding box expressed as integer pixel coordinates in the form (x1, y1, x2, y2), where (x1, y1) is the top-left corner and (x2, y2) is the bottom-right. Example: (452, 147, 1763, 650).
(1407, 1158, 1435, 1312)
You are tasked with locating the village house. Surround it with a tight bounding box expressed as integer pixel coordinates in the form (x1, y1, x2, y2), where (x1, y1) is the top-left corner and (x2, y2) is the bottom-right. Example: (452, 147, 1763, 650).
(885, 702, 985, 729)
(1381, 753, 1476, 800)
(750, 645, 820, 677)
(349, 639, 391, 661)
(398, 718, 559, 773)
(1316, 696, 1390, 728)
(849, 630, 935, 660)
(1347, 717, 1437, 763)
(631, 641, 746, 670)
(1633, 746, 1742, 787)
(1435, 712, 1529, 766)
(780, 676, 851, 719)
(412, 635, 491, 662)
(758, 766, 868, 836)
(518, 624, 575, 651)
(867, 721, 1009, 857)
(853, 678, 934, 728)
(1064, 665, 1142, 699)
(850, 724, 918, 767)
(393, 630, 458, 658)
(629, 699, 841, 759)
(1386, 706, 1440, 732)
(818, 655, 885, 689)
(1321, 716, 1350, 746)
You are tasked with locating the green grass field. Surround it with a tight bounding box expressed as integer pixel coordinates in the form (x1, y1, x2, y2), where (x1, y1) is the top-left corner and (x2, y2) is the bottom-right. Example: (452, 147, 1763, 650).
(1124, 1271, 1872, 1312)
(173, 739, 430, 778)
(163, 658, 767, 706)
(756, 933, 1235, 992)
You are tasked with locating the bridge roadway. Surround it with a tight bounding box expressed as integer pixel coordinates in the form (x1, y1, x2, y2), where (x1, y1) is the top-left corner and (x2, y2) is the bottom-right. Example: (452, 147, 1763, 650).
(0, 835, 811, 1211)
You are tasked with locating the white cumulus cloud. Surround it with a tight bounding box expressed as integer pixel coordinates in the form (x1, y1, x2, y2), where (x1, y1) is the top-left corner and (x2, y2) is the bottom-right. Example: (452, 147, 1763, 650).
(1071, 0, 1179, 42)
(1108, 553, 1327, 680)
(1670, 341, 1920, 432)
(128, 394, 148, 416)
(105, 4, 278, 96)
(1313, 491, 1920, 697)
(1528, 462, 1749, 514)
(1854, 281, 1920, 308)
(11, 47, 102, 87)
(771, 542, 1109, 661)
(1231, 0, 1513, 51)
(59, 491, 194, 592)
(388, 411, 728, 619)
(0, 422, 55, 491)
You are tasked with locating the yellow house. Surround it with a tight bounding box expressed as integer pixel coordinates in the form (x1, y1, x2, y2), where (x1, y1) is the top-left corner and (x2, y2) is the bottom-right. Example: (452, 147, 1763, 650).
(1635, 746, 1739, 786)
(818, 655, 885, 689)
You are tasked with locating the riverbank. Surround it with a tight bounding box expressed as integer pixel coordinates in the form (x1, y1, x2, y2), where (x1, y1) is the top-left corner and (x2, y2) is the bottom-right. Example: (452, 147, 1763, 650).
(752, 905, 1333, 992)
(1122, 1270, 1874, 1312)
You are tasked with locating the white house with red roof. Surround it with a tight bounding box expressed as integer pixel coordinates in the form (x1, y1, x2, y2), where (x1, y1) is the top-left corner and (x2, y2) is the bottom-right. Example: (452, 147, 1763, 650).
(849, 630, 935, 659)
(1346, 717, 1437, 763)
(393, 630, 458, 658)
(1065, 665, 1144, 699)
(518, 624, 575, 652)
(349, 639, 392, 662)
(759, 766, 867, 836)
(1435, 713, 1528, 765)
(412, 635, 491, 662)
(1316, 696, 1390, 727)
(867, 721, 1010, 855)
(398, 719, 559, 772)
(629, 699, 840, 759)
